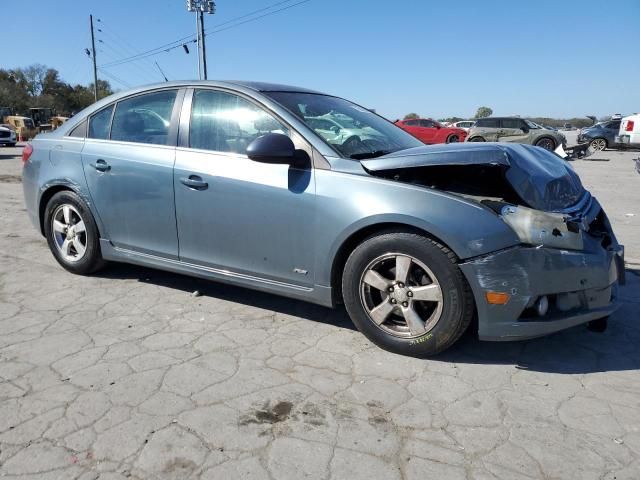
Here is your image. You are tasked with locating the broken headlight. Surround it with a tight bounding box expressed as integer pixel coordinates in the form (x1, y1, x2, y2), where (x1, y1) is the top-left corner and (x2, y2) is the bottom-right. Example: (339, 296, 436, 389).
(500, 205, 584, 250)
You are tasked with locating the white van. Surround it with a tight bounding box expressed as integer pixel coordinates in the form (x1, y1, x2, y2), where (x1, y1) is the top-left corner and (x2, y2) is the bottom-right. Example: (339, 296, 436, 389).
(616, 114, 640, 147)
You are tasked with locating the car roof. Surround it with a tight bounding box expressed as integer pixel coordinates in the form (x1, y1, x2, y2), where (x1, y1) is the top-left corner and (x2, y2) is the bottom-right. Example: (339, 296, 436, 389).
(106, 80, 325, 95)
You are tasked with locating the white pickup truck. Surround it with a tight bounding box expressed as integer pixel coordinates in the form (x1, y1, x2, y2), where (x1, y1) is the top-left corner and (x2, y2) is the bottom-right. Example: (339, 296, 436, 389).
(615, 113, 640, 148)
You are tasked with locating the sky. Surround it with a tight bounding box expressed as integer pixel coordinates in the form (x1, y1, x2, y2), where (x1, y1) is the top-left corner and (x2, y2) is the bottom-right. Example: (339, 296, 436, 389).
(3, 0, 639, 120)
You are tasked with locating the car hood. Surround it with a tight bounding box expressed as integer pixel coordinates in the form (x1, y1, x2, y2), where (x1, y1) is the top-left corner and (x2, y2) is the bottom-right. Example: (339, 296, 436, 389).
(361, 143, 586, 212)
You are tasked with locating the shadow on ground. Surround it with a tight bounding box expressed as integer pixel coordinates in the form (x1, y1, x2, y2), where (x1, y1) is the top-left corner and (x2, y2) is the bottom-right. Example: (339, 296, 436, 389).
(95, 263, 640, 376)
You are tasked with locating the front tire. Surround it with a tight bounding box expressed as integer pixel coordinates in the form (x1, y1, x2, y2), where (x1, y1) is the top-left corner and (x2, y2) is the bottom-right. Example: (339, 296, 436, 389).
(589, 138, 607, 151)
(342, 232, 474, 357)
(446, 134, 460, 143)
(44, 191, 106, 275)
(535, 137, 556, 151)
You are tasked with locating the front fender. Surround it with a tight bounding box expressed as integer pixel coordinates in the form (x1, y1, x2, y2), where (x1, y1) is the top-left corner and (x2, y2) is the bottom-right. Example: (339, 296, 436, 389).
(314, 169, 520, 286)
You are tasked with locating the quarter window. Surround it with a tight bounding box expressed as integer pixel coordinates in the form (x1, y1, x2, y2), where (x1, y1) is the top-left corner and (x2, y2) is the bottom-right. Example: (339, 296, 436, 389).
(110, 90, 177, 145)
(189, 89, 288, 154)
(476, 118, 499, 128)
(68, 120, 87, 138)
(88, 105, 114, 140)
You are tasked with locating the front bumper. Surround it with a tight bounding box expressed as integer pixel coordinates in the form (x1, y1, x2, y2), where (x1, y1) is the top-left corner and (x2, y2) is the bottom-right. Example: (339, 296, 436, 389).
(460, 239, 624, 341)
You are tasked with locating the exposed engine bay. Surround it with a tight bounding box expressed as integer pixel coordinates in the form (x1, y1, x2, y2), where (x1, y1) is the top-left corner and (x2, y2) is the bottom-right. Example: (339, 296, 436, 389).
(361, 143, 609, 252)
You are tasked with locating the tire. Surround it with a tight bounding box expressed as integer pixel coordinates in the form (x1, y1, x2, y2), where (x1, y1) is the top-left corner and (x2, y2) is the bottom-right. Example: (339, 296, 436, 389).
(468, 136, 485, 142)
(44, 190, 106, 275)
(342, 232, 474, 357)
(446, 134, 460, 143)
(534, 137, 556, 151)
(589, 138, 607, 152)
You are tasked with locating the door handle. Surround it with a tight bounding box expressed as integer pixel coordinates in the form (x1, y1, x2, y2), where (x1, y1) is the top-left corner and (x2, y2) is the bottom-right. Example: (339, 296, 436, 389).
(91, 159, 111, 172)
(180, 175, 208, 190)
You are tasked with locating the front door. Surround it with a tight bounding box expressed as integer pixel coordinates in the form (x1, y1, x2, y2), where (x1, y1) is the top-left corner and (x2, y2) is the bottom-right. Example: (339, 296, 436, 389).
(81, 89, 181, 258)
(498, 118, 530, 143)
(173, 88, 316, 286)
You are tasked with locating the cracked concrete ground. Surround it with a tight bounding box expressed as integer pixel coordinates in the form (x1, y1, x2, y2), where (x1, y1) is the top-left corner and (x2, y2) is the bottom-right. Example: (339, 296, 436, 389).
(0, 144, 639, 480)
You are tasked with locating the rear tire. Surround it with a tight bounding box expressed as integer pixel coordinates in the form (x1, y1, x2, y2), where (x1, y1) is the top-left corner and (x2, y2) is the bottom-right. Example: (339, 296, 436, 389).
(342, 232, 474, 357)
(44, 190, 106, 275)
(468, 136, 485, 142)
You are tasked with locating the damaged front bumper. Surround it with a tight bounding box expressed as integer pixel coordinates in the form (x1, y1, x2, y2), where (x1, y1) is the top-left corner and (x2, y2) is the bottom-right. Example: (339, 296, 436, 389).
(459, 206, 625, 341)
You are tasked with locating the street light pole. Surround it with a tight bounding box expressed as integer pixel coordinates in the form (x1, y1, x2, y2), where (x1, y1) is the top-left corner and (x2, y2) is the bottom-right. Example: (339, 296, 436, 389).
(186, 0, 215, 80)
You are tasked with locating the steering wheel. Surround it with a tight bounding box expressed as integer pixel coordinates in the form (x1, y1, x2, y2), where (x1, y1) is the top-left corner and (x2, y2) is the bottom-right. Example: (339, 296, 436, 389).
(340, 135, 365, 156)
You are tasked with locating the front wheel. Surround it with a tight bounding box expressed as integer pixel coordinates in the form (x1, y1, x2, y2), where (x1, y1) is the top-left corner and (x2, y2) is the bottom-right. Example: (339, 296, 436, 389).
(342, 232, 474, 357)
(535, 137, 556, 151)
(446, 134, 460, 143)
(44, 190, 106, 275)
(589, 138, 607, 151)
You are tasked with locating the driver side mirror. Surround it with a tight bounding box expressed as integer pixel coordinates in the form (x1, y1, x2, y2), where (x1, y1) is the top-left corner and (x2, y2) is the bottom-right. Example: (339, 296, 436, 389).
(246, 133, 295, 164)
(521, 125, 529, 133)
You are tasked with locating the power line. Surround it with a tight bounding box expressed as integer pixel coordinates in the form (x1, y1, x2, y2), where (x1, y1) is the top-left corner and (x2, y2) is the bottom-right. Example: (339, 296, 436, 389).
(100, 0, 312, 68)
(97, 68, 131, 89)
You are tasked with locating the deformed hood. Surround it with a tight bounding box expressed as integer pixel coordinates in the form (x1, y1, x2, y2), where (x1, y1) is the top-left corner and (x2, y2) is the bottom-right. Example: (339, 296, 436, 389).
(361, 143, 586, 212)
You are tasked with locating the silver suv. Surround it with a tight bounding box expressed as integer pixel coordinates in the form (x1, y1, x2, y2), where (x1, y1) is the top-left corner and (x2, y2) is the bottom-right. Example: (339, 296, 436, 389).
(467, 117, 566, 151)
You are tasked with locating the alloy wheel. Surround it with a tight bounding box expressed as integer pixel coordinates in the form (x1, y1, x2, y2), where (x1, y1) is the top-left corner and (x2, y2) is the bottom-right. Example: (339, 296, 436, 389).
(536, 138, 555, 151)
(359, 253, 443, 338)
(590, 138, 606, 151)
(51, 204, 88, 263)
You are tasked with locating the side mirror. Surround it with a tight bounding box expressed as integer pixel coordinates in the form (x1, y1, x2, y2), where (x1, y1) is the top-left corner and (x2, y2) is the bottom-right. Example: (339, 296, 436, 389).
(521, 126, 529, 133)
(246, 133, 295, 164)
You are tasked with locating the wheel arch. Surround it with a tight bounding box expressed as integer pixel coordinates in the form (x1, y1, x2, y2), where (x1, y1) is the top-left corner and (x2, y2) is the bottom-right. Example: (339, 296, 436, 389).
(467, 135, 485, 142)
(329, 222, 456, 305)
(38, 182, 99, 237)
(534, 135, 557, 149)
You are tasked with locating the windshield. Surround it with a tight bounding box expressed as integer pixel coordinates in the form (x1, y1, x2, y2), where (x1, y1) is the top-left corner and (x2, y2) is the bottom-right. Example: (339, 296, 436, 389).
(524, 120, 541, 129)
(266, 92, 422, 159)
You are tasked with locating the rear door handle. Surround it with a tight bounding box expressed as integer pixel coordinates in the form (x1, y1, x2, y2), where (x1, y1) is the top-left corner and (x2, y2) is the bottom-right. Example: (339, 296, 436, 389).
(91, 159, 111, 172)
(180, 175, 208, 190)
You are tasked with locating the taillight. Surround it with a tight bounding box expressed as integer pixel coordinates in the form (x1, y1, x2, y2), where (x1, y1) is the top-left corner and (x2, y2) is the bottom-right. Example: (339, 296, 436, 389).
(22, 144, 33, 165)
(626, 120, 634, 132)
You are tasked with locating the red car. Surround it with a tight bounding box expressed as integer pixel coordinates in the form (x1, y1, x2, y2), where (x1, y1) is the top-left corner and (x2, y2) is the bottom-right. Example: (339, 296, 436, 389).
(395, 118, 467, 144)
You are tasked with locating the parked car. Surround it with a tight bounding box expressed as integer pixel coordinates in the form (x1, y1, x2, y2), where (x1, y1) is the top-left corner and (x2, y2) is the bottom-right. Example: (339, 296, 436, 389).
(451, 120, 475, 131)
(577, 119, 623, 151)
(0, 124, 17, 146)
(22, 81, 624, 356)
(615, 113, 640, 149)
(563, 123, 575, 131)
(395, 118, 467, 144)
(466, 117, 566, 151)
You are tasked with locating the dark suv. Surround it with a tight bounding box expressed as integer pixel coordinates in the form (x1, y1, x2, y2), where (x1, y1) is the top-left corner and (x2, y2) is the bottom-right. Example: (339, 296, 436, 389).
(466, 117, 566, 151)
(577, 119, 623, 151)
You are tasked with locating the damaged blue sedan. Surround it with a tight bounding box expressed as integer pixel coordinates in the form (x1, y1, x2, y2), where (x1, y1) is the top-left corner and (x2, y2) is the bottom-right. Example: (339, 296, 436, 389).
(22, 81, 625, 356)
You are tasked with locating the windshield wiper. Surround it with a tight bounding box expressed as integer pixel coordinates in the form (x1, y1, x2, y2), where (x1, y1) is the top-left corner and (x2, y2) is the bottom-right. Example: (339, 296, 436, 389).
(350, 150, 391, 160)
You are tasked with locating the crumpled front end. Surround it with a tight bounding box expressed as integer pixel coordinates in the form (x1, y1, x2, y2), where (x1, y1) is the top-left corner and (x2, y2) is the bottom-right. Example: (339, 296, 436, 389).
(460, 197, 625, 340)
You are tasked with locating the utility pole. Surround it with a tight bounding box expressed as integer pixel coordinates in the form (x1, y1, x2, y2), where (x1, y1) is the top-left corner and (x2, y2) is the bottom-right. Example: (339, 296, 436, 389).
(89, 14, 98, 101)
(186, 1, 215, 80)
(199, 9, 208, 80)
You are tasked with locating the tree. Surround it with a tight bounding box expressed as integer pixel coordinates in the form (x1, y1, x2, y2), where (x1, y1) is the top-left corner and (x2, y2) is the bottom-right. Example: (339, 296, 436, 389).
(404, 113, 420, 120)
(474, 107, 493, 119)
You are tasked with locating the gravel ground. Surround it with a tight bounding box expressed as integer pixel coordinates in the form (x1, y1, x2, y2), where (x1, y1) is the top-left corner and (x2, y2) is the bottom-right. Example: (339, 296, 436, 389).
(0, 142, 639, 480)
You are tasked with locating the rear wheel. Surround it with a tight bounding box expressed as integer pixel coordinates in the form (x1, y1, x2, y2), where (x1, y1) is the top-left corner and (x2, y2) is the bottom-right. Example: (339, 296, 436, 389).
(589, 138, 607, 151)
(342, 232, 474, 357)
(535, 137, 556, 151)
(44, 191, 106, 275)
(468, 136, 485, 142)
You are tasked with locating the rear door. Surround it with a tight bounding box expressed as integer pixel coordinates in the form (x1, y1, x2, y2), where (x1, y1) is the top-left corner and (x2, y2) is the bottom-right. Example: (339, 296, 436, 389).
(499, 118, 530, 143)
(81, 89, 183, 258)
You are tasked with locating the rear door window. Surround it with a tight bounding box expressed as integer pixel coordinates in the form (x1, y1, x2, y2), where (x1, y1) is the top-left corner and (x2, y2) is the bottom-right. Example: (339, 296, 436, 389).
(88, 105, 114, 140)
(110, 90, 177, 145)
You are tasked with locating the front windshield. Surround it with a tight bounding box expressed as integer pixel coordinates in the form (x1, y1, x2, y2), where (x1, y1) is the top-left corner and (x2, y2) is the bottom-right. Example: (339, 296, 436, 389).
(266, 92, 423, 159)
(525, 120, 541, 129)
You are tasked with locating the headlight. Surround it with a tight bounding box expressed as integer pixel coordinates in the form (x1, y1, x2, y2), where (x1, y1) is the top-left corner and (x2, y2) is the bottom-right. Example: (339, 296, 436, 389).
(501, 205, 583, 250)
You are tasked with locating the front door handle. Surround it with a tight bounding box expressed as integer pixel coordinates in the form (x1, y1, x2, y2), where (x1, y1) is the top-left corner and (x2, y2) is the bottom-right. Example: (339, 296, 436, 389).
(180, 175, 208, 190)
(92, 159, 111, 172)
